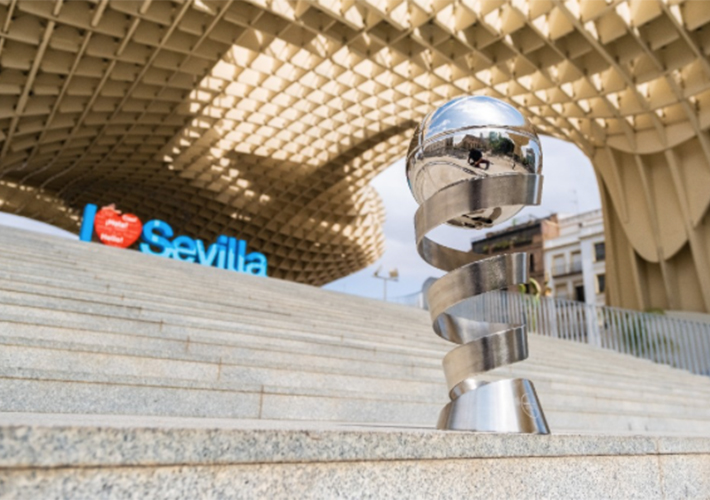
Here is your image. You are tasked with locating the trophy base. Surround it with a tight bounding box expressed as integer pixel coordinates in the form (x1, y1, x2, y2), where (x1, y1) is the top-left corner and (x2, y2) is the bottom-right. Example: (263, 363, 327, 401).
(437, 378, 550, 434)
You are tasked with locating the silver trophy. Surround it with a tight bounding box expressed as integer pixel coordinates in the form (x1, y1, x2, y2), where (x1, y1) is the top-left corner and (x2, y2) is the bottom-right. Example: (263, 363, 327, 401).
(407, 96, 550, 433)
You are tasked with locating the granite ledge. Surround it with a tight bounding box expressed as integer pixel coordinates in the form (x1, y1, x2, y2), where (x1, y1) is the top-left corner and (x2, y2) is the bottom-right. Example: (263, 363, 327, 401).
(1, 412, 709, 469)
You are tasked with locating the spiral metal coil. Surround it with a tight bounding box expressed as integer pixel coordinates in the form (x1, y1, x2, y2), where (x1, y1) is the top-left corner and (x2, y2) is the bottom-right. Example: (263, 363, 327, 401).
(415, 174, 550, 433)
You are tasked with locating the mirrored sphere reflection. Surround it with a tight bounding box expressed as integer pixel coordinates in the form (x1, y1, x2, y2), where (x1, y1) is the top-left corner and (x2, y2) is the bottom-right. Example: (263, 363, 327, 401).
(406, 95, 542, 228)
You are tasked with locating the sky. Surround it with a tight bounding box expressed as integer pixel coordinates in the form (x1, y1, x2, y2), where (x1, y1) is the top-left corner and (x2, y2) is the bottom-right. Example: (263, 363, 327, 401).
(0, 212, 76, 239)
(323, 135, 601, 299)
(0, 135, 600, 300)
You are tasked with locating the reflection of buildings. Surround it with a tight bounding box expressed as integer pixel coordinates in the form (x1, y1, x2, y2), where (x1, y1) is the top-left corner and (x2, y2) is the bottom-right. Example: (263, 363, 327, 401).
(471, 210, 606, 304)
(471, 215, 559, 293)
(426, 135, 455, 156)
(461, 134, 487, 152)
(544, 210, 606, 306)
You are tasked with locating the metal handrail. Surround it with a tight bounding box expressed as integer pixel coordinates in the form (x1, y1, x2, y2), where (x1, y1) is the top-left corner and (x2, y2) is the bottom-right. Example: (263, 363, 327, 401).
(394, 289, 710, 376)
(388, 290, 427, 308)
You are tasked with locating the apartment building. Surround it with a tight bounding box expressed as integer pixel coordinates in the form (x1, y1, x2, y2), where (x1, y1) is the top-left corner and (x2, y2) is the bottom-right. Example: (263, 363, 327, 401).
(471, 215, 559, 293)
(544, 210, 606, 306)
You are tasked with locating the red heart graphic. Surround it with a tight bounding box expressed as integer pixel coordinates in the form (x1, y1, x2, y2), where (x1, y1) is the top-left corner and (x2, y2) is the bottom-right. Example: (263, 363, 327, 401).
(94, 207, 143, 248)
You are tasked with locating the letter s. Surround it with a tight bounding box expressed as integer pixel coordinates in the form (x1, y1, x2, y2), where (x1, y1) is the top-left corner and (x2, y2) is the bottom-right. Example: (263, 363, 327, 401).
(139, 220, 174, 257)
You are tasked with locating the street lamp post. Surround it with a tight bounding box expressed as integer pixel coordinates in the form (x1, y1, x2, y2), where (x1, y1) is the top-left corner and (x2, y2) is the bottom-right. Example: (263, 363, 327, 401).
(373, 267, 398, 301)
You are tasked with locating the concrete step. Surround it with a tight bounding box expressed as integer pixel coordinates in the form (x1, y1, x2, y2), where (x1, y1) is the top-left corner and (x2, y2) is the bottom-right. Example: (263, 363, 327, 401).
(1, 250, 708, 378)
(0, 241, 421, 321)
(3, 365, 710, 431)
(0, 259, 427, 331)
(0, 268, 708, 375)
(0, 286, 446, 353)
(0, 291, 676, 378)
(0, 368, 442, 424)
(2, 317, 696, 389)
(0, 268, 700, 369)
(3, 332, 710, 425)
(1, 225, 710, 437)
(0, 340, 446, 400)
(0, 304, 710, 394)
(0, 254, 702, 381)
(3, 413, 710, 499)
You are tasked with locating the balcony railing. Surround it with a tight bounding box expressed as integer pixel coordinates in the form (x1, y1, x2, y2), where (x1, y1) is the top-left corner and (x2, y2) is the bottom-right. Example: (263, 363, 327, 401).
(392, 289, 710, 376)
(552, 260, 583, 276)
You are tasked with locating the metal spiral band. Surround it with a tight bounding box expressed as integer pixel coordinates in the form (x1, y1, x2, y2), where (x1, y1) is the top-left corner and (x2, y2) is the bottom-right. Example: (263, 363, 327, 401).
(416, 173, 550, 433)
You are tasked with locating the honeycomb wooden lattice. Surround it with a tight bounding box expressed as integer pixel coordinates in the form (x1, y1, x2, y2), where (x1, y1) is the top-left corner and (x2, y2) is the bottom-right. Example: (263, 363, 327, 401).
(0, 0, 709, 310)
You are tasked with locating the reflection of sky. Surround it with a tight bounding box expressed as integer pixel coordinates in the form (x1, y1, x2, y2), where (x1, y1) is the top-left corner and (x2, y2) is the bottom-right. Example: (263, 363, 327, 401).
(424, 96, 528, 140)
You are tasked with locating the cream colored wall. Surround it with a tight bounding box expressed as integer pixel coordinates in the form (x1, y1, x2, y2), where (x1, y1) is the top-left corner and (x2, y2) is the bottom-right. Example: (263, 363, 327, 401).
(595, 134, 710, 313)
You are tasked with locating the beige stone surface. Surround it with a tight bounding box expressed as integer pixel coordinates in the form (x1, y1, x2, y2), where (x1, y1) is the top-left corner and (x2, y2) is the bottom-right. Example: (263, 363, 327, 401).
(0, 456, 667, 500)
(659, 455, 710, 498)
(2, 413, 710, 499)
(2, 225, 710, 435)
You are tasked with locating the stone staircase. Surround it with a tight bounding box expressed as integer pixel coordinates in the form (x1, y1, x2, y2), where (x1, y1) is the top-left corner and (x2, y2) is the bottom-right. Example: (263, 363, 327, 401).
(3, 225, 710, 498)
(0, 224, 709, 437)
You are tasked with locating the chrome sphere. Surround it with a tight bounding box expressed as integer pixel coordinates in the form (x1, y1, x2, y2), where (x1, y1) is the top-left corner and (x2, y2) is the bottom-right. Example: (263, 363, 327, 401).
(406, 95, 542, 228)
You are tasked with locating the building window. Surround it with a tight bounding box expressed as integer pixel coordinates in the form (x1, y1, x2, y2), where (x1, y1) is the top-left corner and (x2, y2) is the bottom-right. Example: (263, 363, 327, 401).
(571, 251, 582, 273)
(594, 242, 605, 262)
(574, 284, 585, 303)
(596, 274, 606, 294)
(555, 284, 568, 300)
(529, 253, 535, 272)
(552, 254, 565, 276)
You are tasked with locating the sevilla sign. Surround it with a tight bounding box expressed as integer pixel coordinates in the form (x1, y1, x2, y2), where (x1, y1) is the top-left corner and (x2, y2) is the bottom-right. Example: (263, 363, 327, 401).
(79, 204, 267, 277)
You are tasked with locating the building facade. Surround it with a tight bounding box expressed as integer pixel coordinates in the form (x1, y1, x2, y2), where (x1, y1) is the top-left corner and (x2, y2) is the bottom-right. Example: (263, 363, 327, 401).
(471, 215, 559, 293)
(544, 210, 606, 306)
